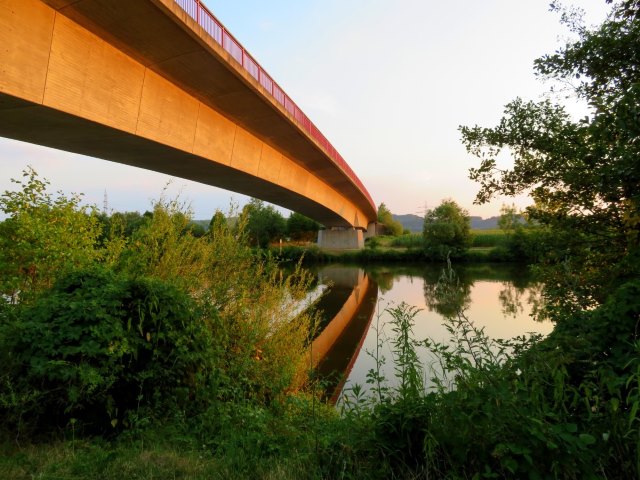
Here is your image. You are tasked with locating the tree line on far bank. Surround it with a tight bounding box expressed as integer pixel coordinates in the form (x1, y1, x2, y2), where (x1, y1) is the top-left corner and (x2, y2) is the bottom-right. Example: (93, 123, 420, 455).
(102, 195, 542, 264)
(98, 198, 322, 249)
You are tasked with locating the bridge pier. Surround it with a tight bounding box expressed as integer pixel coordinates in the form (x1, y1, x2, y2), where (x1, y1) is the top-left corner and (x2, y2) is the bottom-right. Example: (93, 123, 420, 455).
(317, 227, 364, 250)
(364, 221, 377, 240)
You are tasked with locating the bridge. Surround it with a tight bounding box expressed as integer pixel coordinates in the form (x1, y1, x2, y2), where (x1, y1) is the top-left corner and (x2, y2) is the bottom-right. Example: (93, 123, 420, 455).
(0, 0, 376, 249)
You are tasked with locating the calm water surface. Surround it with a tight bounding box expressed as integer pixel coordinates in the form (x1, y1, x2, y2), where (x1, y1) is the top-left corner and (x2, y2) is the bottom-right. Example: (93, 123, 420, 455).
(305, 263, 553, 401)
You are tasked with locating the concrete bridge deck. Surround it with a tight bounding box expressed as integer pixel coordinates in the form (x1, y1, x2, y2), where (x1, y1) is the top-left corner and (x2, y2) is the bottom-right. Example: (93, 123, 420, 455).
(0, 0, 376, 246)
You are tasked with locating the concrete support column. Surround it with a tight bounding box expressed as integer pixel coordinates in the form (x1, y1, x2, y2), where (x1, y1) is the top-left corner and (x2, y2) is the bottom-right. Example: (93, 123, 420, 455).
(318, 227, 364, 250)
(364, 221, 377, 240)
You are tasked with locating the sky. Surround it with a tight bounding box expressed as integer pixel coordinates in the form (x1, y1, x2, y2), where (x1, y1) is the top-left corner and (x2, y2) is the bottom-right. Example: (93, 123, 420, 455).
(0, 1, 611, 220)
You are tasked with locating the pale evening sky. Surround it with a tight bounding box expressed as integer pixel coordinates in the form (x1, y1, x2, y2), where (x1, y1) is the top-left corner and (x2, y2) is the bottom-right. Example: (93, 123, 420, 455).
(0, 1, 610, 220)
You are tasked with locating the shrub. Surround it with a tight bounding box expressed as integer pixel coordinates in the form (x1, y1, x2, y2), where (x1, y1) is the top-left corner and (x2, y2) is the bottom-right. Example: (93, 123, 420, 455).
(423, 199, 472, 259)
(365, 236, 381, 249)
(1, 268, 213, 434)
(0, 168, 103, 302)
(115, 198, 316, 404)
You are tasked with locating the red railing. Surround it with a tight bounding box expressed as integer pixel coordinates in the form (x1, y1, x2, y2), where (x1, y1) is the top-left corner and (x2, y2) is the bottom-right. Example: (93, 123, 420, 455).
(173, 0, 375, 213)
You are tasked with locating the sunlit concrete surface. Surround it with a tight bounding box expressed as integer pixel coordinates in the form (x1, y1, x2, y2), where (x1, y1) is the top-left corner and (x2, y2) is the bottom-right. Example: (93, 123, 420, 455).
(0, 0, 376, 239)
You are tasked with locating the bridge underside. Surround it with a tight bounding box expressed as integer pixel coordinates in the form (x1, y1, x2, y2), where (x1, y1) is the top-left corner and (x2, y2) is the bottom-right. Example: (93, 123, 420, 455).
(0, 93, 348, 225)
(0, 0, 376, 232)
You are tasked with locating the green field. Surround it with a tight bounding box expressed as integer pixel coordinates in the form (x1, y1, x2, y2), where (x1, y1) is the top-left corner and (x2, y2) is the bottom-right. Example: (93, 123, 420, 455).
(471, 229, 509, 248)
(373, 230, 510, 250)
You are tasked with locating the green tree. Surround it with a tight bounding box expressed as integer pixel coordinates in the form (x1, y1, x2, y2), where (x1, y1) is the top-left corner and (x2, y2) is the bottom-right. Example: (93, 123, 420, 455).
(110, 211, 148, 237)
(422, 199, 471, 258)
(377, 202, 403, 236)
(242, 198, 286, 248)
(460, 0, 640, 316)
(0, 168, 102, 301)
(209, 209, 226, 231)
(286, 211, 321, 241)
(207, 210, 228, 242)
(497, 203, 521, 233)
(185, 222, 206, 237)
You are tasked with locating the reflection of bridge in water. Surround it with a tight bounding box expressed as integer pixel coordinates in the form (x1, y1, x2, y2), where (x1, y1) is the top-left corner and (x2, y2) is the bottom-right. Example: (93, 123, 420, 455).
(310, 266, 378, 403)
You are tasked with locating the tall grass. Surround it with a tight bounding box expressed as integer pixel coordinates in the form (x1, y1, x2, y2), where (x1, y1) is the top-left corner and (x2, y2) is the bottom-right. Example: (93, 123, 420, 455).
(390, 233, 424, 248)
(470, 229, 509, 248)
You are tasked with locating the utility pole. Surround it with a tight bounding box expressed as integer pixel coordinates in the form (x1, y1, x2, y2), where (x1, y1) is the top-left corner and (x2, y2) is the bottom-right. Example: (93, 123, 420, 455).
(103, 189, 108, 215)
(417, 201, 429, 218)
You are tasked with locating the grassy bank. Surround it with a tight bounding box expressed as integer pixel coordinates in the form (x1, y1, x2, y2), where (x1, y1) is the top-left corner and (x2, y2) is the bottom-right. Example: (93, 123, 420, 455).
(273, 243, 517, 265)
(271, 229, 544, 264)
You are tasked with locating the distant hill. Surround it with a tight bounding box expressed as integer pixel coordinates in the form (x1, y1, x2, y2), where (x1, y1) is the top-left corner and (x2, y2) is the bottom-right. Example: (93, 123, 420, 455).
(392, 214, 503, 232)
(392, 214, 424, 232)
(470, 216, 500, 230)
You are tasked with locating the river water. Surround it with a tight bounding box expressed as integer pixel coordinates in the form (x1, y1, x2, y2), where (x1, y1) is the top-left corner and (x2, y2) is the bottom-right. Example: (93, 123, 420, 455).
(305, 263, 554, 402)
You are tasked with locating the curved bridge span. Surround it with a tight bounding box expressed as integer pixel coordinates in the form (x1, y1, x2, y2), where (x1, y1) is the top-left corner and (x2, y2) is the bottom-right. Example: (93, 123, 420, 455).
(0, 0, 376, 248)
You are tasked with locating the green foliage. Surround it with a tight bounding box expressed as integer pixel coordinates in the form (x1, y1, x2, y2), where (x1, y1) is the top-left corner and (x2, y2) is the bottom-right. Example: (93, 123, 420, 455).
(271, 245, 327, 264)
(100, 211, 150, 239)
(242, 198, 286, 248)
(422, 199, 472, 259)
(113, 198, 315, 404)
(0, 168, 102, 302)
(0, 174, 316, 439)
(460, 0, 640, 315)
(390, 233, 424, 249)
(377, 202, 403, 236)
(334, 270, 640, 478)
(208, 209, 227, 232)
(286, 211, 321, 241)
(364, 235, 381, 249)
(1, 268, 211, 434)
(497, 203, 521, 233)
(470, 229, 509, 248)
(186, 221, 206, 237)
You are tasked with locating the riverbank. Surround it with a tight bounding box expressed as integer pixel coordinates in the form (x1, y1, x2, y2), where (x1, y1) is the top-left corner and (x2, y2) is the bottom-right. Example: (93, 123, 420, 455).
(270, 230, 538, 264)
(272, 245, 522, 264)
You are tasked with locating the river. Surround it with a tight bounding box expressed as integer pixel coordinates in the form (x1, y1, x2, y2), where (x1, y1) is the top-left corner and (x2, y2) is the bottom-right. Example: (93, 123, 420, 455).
(304, 263, 554, 402)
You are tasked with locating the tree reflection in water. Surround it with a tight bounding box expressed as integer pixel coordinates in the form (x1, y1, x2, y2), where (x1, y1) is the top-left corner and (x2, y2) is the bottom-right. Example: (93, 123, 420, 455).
(306, 262, 550, 400)
(423, 261, 472, 318)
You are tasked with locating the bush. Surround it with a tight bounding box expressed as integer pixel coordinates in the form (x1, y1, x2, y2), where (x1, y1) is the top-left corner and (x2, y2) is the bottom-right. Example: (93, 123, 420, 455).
(423, 199, 472, 259)
(0, 268, 214, 434)
(365, 236, 381, 249)
(0, 168, 103, 302)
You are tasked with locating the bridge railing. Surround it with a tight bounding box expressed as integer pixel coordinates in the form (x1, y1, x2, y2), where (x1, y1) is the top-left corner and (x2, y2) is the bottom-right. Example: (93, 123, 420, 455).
(173, 0, 375, 213)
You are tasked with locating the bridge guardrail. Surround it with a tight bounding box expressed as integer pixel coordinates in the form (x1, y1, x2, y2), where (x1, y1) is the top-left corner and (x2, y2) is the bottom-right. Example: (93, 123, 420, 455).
(173, 0, 375, 214)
